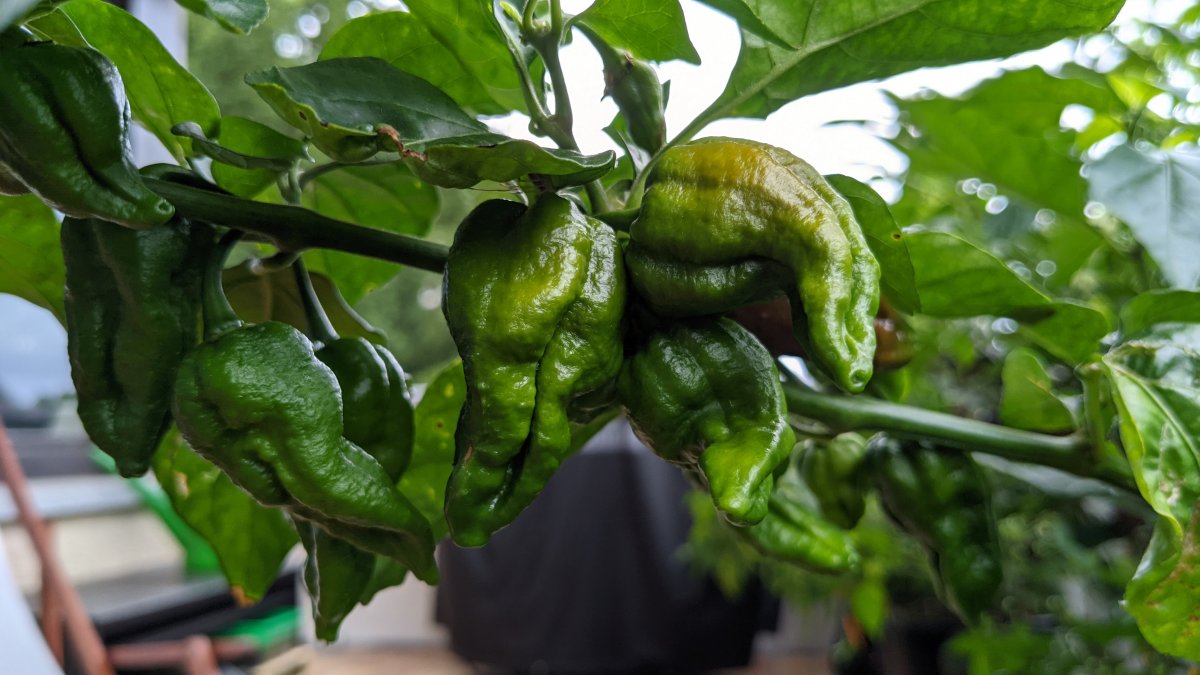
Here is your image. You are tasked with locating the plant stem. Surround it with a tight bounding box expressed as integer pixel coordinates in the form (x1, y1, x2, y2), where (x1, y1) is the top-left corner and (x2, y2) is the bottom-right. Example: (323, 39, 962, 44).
(783, 385, 1137, 492)
(145, 177, 449, 273)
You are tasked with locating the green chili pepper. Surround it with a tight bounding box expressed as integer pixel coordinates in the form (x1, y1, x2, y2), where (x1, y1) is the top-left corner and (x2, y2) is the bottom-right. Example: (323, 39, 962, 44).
(61, 171, 214, 477)
(442, 195, 626, 547)
(172, 234, 437, 583)
(627, 137, 880, 392)
(291, 261, 417, 641)
(620, 317, 793, 526)
(801, 433, 870, 530)
(870, 435, 1003, 623)
(0, 40, 173, 228)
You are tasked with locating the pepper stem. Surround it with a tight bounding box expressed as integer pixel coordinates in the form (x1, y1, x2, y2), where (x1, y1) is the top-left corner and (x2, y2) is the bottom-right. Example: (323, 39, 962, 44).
(202, 231, 244, 340)
(292, 258, 339, 344)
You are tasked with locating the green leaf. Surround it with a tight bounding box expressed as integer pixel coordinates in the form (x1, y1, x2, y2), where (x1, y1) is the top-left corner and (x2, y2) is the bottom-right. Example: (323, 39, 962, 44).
(1087, 144, 1200, 289)
(907, 231, 1109, 363)
(172, 0, 266, 34)
(999, 348, 1074, 433)
(402, 0, 528, 113)
(712, 0, 1124, 122)
(692, 0, 791, 48)
(208, 117, 310, 199)
(321, 12, 510, 115)
(246, 58, 614, 187)
(897, 68, 1120, 218)
(399, 360, 466, 541)
(222, 260, 386, 344)
(152, 430, 296, 604)
(60, 0, 221, 162)
(1121, 290, 1200, 337)
(907, 231, 1046, 316)
(0, 195, 64, 322)
(302, 163, 439, 304)
(825, 174, 919, 314)
(1103, 323, 1200, 659)
(576, 0, 700, 64)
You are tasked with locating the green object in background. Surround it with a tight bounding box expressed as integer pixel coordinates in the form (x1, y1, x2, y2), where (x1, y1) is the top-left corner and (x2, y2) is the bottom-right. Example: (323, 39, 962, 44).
(442, 195, 626, 547)
(627, 137, 880, 392)
(870, 435, 1004, 624)
(172, 234, 438, 583)
(620, 317, 794, 527)
(63, 214, 215, 478)
(0, 39, 174, 228)
(580, 25, 666, 153)
(801, 433, 870, 529)
(738, 468, 861, 574)
(89, 448, 220, 576)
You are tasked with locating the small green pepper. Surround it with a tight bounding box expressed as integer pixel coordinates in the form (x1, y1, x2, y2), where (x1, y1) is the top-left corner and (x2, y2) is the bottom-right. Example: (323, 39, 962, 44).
(620, 317, 793, 526)
(61, 171, 214, 477)
(442, 195, 626, 547)
(870, 435, 1003, 623)
(801, 433, 870, 530)
(0, 40, 173, 228)
(291, 261, 417, 641)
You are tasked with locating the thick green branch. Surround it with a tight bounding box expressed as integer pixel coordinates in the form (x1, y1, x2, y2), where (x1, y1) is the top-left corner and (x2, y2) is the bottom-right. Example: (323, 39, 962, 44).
(145, 178, 449, 273)
(784, 385, 1137, 492)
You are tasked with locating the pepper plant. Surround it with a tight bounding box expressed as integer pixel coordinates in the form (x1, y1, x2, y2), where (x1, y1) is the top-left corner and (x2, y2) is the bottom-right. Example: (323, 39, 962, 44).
(1, 0, 1199, 662)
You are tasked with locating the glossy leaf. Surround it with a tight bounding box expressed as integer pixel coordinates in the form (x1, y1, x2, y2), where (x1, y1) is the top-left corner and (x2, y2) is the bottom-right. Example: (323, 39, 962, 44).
(0, 195, 64, 322)
(60, 0, 221, 162)
(152, 429, 296, 604)
(712, 0, 1124, 122)
(907, 231, 1109, 363)
(1088, 144, 1200, 289)
(173, 0, 266, 34)
(209, 117, 310, 199)
(321, 12, 510, 115)
(999, 348, 1074, 433)
(246, 58, 614, 187)
(223, 260, 386, 344)
(399, 360, 466, 541)
(1103, 323, 1200, 660)
(402, 0, 528, 113)
(576, 0, 700, 64)
(302, 163, 439, 304)
(1120, 290, 1200, 337)
(897, 68, 1120, 218)
(826, 174, 919, 314)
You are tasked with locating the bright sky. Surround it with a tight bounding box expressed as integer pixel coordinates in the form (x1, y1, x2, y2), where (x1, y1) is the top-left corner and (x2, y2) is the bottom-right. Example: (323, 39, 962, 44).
(0, 0, 1183, 407)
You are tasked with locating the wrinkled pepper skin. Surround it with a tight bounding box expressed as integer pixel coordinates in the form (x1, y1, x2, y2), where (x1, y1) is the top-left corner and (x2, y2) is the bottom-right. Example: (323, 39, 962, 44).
(740, 478, 860, 574)
(442, 195, 626, 547)
(62, 215, 213, 477)
(292, 263, 419, 640)
(801, 434, 869, 530)
(0, 41, 173, 228)
(173, 320, 438, 583)
(301, 340, 416, 640)
(315, 340, 414, 479)
(627, 137, 880, 392)
(620, 317, 793, 526)
(870, 436, 1003, 623)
